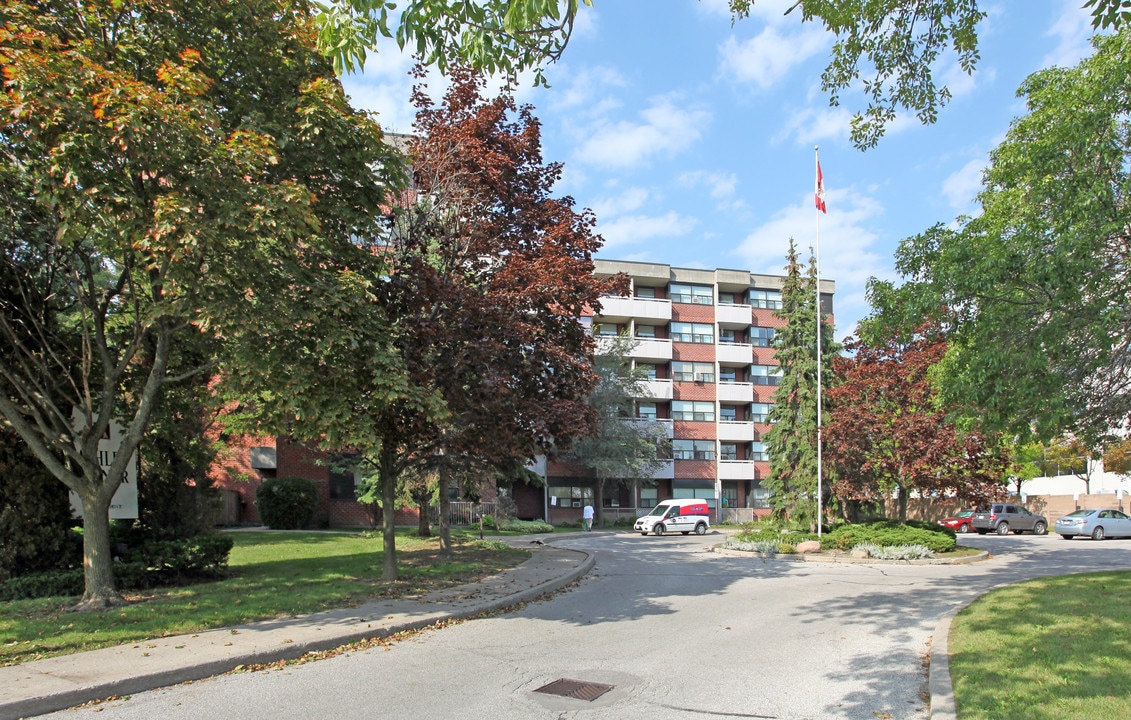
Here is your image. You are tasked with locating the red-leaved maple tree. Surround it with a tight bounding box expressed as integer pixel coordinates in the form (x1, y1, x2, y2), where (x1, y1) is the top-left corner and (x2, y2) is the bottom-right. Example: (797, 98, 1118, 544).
(357, 66, 619, 575)
(824, 323, 1010, 521)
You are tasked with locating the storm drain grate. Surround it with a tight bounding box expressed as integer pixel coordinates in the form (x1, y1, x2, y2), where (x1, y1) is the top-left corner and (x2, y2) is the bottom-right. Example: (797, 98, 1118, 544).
(533, 678, 614, 702)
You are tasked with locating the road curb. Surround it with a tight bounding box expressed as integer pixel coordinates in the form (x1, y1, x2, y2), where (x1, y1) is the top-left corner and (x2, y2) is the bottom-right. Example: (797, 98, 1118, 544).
(0, 547, 595, 720)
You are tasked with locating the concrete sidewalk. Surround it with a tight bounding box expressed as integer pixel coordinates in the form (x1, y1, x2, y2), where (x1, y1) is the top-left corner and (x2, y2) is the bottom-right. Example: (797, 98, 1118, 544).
(0, 541, 593, 720)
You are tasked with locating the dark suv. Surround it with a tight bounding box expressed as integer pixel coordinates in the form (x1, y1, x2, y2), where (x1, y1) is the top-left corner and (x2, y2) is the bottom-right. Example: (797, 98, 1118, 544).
(972, 503, 1048, 535)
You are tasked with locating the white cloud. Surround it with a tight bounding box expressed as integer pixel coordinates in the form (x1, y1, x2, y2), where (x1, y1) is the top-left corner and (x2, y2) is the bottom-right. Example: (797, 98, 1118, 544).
(775, 106, 853, 146)
(574, 97, 711, 169)
(941, 158, 987, 213)
(590, 187, 650, 219)
(1043, 0, 1096, 69)
(678, 170, 739, 199)
(596, 211, 698, 250)
(731, 187, 892, 339)
(720, 25, 830, 89)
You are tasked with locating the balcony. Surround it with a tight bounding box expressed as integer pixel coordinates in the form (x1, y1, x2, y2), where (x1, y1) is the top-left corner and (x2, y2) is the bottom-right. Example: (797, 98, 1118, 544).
(715, 341, 753, 365)
(642, 378, 673, 400)
(596, 295, 672, 322)
(719, 460, 756, 480)
(717, 382, 754, 404)
(717, 421, 755, 442)
(716, 303, 752, 326)
(628, 417, 674, 438)
(627, 337, 673, 361)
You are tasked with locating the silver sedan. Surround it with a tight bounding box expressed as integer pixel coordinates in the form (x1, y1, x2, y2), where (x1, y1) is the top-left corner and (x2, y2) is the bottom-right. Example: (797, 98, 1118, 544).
(1054, 508, 1131, 540)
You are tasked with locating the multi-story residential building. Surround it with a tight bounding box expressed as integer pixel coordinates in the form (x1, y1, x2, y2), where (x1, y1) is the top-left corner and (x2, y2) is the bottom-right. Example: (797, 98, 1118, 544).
(528, 260, 835, 524)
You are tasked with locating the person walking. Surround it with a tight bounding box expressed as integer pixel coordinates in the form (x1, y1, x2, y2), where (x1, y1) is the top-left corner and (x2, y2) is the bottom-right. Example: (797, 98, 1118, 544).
(582, 503, 594, 531)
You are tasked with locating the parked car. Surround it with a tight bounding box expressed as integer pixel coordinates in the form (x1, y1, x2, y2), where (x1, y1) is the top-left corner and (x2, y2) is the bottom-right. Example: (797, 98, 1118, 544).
(938, 510, 976, 533)
(1054, 508, 1131, 540)
(971, 503, 1048, 535)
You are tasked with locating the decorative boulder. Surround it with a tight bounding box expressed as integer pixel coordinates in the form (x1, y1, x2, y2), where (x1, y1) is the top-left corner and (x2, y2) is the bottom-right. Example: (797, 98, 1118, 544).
(796, 540, 822, 554)
(851, 549, 870, 559)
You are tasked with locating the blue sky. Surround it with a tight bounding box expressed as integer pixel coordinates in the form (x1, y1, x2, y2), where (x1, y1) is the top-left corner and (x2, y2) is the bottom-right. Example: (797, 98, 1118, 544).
(340, 0, 1097, 340)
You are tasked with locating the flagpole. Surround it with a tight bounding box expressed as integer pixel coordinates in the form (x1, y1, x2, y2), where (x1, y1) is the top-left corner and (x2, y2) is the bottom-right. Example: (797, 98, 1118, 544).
(814, 146, 823, 538)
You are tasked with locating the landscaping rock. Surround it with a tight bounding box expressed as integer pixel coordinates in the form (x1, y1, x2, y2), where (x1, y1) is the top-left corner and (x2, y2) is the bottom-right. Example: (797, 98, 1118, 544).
(796, 540, 822, 554)
(851, 549, 870, 559)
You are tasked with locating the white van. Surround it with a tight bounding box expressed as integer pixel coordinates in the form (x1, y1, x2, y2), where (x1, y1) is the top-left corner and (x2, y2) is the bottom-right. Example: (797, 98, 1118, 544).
(634, 499, 711, 536)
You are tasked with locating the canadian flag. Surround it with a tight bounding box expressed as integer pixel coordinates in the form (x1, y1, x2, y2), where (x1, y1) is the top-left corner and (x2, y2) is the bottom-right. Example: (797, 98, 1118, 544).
(815, 161, 827, 214)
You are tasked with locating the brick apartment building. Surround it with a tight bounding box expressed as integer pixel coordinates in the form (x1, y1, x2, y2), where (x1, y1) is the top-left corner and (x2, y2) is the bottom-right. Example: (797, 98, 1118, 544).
(522, 259, 835, 524)
(212, 259, 833, 528)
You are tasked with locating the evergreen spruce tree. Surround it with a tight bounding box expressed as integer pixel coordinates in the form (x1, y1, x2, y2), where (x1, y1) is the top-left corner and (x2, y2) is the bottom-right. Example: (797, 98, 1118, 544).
(764, 240, 840, 528)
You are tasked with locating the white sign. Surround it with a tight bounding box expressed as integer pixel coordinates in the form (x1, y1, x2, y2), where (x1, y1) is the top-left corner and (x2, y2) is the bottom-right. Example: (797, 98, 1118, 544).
(69, 419, 139, 519)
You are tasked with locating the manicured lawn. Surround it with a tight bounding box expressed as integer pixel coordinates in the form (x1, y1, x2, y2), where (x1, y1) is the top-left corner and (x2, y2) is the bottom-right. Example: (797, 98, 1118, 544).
(0, 530, 526, 666)
(948, 570, 1131, 720)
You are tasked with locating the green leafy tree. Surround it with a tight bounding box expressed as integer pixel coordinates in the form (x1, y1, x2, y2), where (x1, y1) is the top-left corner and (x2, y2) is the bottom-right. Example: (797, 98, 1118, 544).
(0, 0, 403, 608)
(764, 241, 839, 528)
(562, 333, 671, 525)
(1041, 437, 1100, 495)
(865, 32, 1131, 445)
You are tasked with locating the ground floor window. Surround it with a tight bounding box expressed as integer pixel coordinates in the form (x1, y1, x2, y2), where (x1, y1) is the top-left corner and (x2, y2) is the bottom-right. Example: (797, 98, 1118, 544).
(750, 483, 770, 509)
(548, 485, 592, 508)
(639, 486, 658, 509)
(721, 484, 739, 508)
(672, 487, 716, 508)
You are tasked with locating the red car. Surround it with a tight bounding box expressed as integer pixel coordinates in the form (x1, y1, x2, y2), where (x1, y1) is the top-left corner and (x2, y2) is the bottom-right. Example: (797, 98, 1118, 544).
(938, 510, 976, 533)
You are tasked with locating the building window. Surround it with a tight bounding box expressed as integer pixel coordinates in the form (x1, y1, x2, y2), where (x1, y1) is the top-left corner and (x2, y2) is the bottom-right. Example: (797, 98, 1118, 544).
(595, 322, 620, 336)
(751, 364, 782, 385)
(718, 328, 740, 344)
(750, 290, 783, 309)
(720, 442, 738, 460)
(751, 442, 769, 462)
(673, 439, 716, 460)
(722, 484, 739, 507)
(751, 403, 774, 423)
(636, 286, 656, 299)
(672, 401, 715, 422)
(328, 454, 358, 500)
(637, 402, 658, 420)
(549, 485, 593, 508)
(750, 327, 776, 347)
(750, 483, 770, 508)
(720, 405, 738, 422)
(672, 361, 714, 382)
(637, 363, 659, 379)
(640, 486, 659, 508)
(671, 321, 714, 344)
(719, 291, 741, 305)
(669, 283, 713, 305)
(718, 366, 738, 384)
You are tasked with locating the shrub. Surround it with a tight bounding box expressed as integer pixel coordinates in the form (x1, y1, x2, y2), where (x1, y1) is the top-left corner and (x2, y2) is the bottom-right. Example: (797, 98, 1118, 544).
(0, 568, 84, 601)
(481, 514, 498, 530)
(722, 538, 784, 556)
(0, 427, 81, 580)
(500, 519, 553, 533)
(851, 543, 935, 560)
(0, 534, 235, 600)
(826, 521, 956, 553)
(256, 476, 318, 529)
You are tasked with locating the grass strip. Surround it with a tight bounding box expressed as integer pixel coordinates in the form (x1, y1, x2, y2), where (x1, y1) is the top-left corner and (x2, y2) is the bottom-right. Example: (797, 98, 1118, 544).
(948, 570, 1131, 720)
(0, 530, 526, 666)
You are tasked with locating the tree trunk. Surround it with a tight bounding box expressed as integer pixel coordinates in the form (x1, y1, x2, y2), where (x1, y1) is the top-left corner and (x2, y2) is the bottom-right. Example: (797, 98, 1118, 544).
(594, 477, 605, 526)
(75, 490, 122, 611)
(378, 445, 398, 581)
(415, 488, 432, 537)
(437, 467, 452, 559)
(897, 484, 909, 523)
